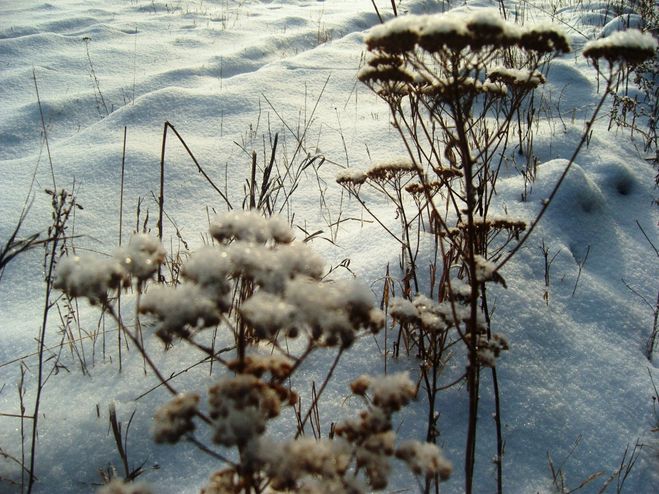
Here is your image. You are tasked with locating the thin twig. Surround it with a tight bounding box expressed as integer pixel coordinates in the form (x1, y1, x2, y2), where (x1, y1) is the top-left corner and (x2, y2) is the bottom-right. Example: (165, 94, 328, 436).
(497, 75, 614, 271)
(295, 348, 344, 438)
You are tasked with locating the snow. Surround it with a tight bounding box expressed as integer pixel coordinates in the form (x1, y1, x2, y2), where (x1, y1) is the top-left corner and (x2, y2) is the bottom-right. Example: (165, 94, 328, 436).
(0, 0, 658, 493)
(600, 14, 645, 38)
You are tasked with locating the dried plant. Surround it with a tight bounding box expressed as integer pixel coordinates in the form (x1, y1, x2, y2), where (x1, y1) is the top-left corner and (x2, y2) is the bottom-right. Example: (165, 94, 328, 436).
(54, 212, 452, 493)
(339, 9, 657, 494)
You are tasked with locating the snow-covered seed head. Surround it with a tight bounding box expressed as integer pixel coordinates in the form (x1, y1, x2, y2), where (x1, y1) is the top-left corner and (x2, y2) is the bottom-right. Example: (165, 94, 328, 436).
(368, 308, 386, 333)
(282, 276, 376, 349)
(201, 469, 240, 494)
(417, 11, 539, 53)
(257, 437, 352, 491)
(488, 67, 546, 89)
(396, 440, 452, 480)
(464, 10, 522, 49)
(417, 13, 471, 52)
(367, 54, 405, 68)
(369, 372, 417, 411)
(208, 375, 295, 447)
(209, 211, 294, 244)
(519, 24, 570, 53)
(97, 479, 153, 494)
(336, 168, 367, 187)
(405, 181, 444, 196)
(114, 234, 166, 281)
(182, 246, 231, 285)
(474, 255, 499, 283)
(390, 297, 420, 323)
(476, 332, 510, 367)
(153, 393, 200, 444)
(351, 372, 417, 412)
(583, 29, 658, 65)
(366, 158, 417, 181)
(336, 407, 391, 443)
(228, 354, 295, 379)
(54, 255, 126, 305)
(357, 65, 415, 85)
(365, 15, 422, 54)
(239, 291, 297, 339)
(356, 445, 391, 489)
(139, 284, 220, 343)
(181, 246, 232, 308)
(365, 11, 568, 59)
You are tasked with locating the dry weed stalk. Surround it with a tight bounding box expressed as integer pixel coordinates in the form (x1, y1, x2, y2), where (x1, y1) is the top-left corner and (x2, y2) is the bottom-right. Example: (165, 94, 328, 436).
(339, 9, 657, 494)
(54, 212, 452, 493)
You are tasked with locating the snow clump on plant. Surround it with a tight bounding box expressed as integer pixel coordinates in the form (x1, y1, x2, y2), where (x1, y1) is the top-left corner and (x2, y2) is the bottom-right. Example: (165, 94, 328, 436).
(97, 480, 152, 494)
(55, 212, 433, 493)
(54, 255, 127, 305)
(334, 372, 452, 489)
(114, 233, 166, 281)
(363, 9, 568, 56)
(584, 28, 658, 65)
(55, 234, 165, 304)
(140, 283, 221, 342)
(209, 210, 293, 244)
(153, 392, 200, 444)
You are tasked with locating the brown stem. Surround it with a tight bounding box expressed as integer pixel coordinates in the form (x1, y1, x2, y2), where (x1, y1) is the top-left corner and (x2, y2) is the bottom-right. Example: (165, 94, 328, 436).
(295, 348, 343, 438)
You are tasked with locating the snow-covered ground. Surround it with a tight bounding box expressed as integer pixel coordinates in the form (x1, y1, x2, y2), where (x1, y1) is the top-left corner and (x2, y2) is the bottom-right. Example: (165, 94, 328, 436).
(0, 0, 657, 492)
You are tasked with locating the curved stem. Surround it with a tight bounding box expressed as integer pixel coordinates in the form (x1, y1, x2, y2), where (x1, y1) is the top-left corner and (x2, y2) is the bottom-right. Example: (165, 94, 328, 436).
(496, 74, 614, 271)
(294, 348, 344, 438)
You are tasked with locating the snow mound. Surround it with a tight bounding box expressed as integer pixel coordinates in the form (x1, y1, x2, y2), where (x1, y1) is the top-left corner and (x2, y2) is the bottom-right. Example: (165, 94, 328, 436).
(599, 14, 645, 38)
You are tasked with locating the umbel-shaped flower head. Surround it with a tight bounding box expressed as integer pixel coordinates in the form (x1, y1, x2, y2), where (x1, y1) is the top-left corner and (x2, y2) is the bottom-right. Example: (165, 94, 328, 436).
(583, 29, 658, 65)
(55, 234, 165, 304)
(364, 9, 569, 56)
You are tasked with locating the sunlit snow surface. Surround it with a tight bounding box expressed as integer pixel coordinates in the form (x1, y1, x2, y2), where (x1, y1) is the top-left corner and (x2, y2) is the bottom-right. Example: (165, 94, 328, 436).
(1, 0, 657, 492)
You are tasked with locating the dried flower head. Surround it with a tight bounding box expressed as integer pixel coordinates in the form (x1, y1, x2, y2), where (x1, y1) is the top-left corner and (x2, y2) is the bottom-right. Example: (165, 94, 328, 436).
(519, 24, 570, 53)
(239, 291, 297, 339)
(396, 440, 452, 480)
(208, 375, 293, 447)
(417, 12, 470, 52)
(464, 9, 522, 49)
(405, 181, 443, 196)
(181, 246, 232, 298)
(357, 65, 415, 85)
(365, 10, 569, 63)
(258, 437, 352, 491)
(453, 216, 526, 241)
(209, 211, 293, 244)
(97, 480, 153, 494)
(352, 372, 417, 412)
(367, 54, 405, 68)
(365, 15, 422, 54)
(228, 354, 295, 379)
(201, 469, 241, 494)
(488, 67, 546, 89)
(224, 241, 325, 293)
(583, 29, 658, 65)
(366, 158, 417, 181)
(476, 332, 510, 367)
(390, 297, 420, 323)
(283, 276, 376, 348)
(54, 255, 126, 305)
(114, 234, 166, 281)
(355, 446, 391, 489)
(474, 255, 506, 287)
(153, 392, 199, 444)
(139, 284, 220, 343)
(336, 168, 367, 186)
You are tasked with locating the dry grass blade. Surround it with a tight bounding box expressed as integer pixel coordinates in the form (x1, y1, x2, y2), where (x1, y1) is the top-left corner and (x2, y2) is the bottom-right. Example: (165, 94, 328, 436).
(108, 403, 145, 482)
